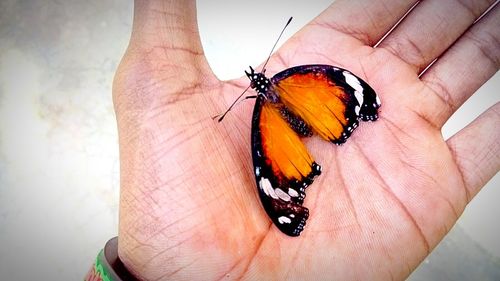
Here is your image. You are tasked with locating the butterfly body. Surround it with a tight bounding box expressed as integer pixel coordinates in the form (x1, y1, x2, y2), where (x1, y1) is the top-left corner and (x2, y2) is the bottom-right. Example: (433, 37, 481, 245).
(247, 64, 380, 236)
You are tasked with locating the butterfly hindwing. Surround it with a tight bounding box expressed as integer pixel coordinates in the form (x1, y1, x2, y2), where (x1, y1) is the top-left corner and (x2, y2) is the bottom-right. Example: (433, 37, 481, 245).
(251, 96, 321, 236)
(272, 64, 381, 144)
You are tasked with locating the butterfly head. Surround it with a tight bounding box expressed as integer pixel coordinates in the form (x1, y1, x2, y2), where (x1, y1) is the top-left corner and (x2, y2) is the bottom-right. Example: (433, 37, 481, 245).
(245, 66, 271, 95)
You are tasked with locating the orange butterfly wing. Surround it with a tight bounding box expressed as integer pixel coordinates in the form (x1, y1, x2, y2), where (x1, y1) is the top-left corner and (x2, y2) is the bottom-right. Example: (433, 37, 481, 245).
(273, 65, 361, 144)
(259, 102, 315, 181)
(252, 97, 321, 236)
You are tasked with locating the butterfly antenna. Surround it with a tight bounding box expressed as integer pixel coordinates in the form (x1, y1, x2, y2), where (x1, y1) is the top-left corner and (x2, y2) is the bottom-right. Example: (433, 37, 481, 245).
(213, 17, 292, 123)
(261, 16, 293, 73)
(212, 85, 251, 122)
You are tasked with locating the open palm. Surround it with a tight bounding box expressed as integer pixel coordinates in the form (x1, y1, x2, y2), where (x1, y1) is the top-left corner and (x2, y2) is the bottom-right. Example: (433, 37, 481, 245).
(113, 1, 499, 280)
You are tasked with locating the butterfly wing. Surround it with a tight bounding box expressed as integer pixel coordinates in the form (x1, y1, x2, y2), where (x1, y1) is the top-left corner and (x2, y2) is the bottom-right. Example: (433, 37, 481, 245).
(272, 65, 380, 144)
(250, 64, 379, 236)
(251, 96, 321, 236)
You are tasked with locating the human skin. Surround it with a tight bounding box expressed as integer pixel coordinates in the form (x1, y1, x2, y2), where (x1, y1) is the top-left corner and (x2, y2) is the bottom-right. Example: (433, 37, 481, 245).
(113, 0, 499, 280)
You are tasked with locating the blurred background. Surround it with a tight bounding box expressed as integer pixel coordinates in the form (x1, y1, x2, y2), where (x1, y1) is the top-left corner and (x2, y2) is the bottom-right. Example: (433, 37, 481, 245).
(0, 0, 498, 280)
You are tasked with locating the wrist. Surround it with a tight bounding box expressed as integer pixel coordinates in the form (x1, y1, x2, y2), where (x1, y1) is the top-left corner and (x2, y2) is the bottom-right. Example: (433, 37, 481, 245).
(86, 237, 140, 281)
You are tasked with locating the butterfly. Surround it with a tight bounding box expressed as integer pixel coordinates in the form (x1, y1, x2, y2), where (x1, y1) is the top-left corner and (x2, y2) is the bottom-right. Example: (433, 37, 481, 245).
(247, 64, 380, 236)
(215, 18, 380, 236)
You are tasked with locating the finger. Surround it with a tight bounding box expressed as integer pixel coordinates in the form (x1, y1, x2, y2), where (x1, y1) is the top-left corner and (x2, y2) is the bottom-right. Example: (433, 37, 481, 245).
(130, 0, 211, 73)
(314, 0, 418, 46)
(417, 4, 500, 127)
(446, 102, 500, 202)
(379, 0, 496, 73)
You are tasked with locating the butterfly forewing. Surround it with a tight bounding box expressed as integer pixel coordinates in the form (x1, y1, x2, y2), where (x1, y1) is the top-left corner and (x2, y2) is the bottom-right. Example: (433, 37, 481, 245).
(272, 65, 380, 144)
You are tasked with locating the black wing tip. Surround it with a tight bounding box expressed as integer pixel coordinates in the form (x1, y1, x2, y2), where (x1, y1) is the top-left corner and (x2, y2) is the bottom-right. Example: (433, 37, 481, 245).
(311, 162, 322, 177)
(360, 112, 379, 122)
(277, 211, 308, 237)
(304, 162, 322, 183)
(330, 120, 360, 144)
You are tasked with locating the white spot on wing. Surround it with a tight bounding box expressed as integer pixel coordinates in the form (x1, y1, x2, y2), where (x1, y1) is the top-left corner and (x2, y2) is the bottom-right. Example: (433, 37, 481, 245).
(355, 105, 360, 115)
(343, 71, 364, 107)
(278, 216, 292, 224)
(343, 71, 363, 92)
(255, 167, 260, 177)
(354, 91, 364, 107)
(288, 188, 299, 197)
(274, 188, 291, 201)
(259, 178, 278, 199)
(275, 188, 291, 201)
(376, 95, 381, 105)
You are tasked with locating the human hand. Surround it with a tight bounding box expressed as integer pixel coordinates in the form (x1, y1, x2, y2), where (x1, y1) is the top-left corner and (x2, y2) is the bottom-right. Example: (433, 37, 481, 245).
(113, 0, 499, 280)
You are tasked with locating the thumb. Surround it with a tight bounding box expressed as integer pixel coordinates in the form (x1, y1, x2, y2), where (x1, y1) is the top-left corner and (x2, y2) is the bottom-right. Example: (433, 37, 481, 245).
(128, 0, 213, 77)
(113, 0, 216, 113)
